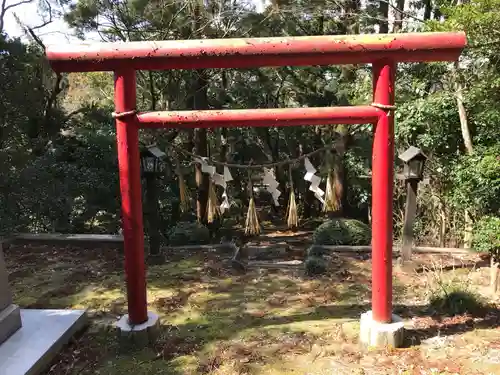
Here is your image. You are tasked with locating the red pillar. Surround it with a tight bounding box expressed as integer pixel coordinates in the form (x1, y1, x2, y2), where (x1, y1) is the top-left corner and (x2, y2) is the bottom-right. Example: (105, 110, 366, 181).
(114, 69, 148, 325)
(371, 60, 395, 323)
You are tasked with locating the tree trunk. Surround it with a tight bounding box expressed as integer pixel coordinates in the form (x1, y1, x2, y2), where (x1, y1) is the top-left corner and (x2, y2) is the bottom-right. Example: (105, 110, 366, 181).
(463, 209, 473, 249)
(434, 6, 442, 20)
(423, 0, 432, 20)
(438, 200, 446, 248)
(334, 0, 359, 217)
(490, 257, 499, 294)
(392, 0, 406, 33)
(455, 63, 473, 155)
(149, 71, 157, 111)
(332, 124, 348, 216)
(453, 58, 474, 248)
(190, 2, 210, 223)
(378, 0, 389, 33)
(187, 69, 210, 223)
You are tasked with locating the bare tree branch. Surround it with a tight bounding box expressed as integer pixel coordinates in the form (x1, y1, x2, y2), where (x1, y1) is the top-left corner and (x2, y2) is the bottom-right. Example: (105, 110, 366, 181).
(30, 0, 52, 30)
(0, 0, 34, 33)
(3, 0, 31, 12)
(26, 25, 44, 49)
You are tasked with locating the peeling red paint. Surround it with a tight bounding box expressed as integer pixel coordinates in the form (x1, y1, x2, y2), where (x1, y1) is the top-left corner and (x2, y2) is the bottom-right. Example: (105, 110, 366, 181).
(46, 32, 466, 72)
(136, 106, 381, 129)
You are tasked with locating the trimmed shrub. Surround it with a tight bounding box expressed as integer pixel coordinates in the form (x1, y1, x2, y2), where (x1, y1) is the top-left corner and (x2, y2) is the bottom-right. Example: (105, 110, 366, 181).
(305, 256, 328, 276)
(168, 221, 210, 246)
(313, 218, 371, 246)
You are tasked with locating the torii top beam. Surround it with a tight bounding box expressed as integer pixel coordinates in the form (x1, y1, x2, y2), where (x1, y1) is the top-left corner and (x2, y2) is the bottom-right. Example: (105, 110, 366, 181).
(46, 32, 466, 73)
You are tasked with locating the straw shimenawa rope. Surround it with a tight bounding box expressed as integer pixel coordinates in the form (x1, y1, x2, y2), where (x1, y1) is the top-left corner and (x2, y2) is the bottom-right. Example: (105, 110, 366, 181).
(168, 141, 351, 229)
(170, 142, 338, 170)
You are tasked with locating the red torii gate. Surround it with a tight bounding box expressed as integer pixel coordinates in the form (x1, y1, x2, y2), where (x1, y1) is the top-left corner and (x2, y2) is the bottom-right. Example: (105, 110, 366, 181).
(46, 32, 466, 330)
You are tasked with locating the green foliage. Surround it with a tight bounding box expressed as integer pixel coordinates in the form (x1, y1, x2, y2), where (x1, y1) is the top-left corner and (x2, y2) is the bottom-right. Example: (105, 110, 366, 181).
(426, 266, 489, 316)
(304, 256, 328, 276)
(0, 0, 498, 249)
(313, 218, 371, 246)
(449, 146, 500, 215)
(395, 93, 463, 156)
(306, 245, 328, 257)
(0, 132, 121, 234)
(167, 221, 210, 246)
(0, 36, 65, 159)
(472, 216, 500, 257)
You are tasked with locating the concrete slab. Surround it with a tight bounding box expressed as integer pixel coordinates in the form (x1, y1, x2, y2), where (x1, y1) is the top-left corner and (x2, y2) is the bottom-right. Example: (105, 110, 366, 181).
(10, 234, 124, 249)
(0, 309, 87, 375)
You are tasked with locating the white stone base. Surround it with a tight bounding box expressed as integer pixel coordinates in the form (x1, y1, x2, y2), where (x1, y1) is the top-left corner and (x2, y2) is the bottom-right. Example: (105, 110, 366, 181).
(359, 310, 405, 348)
(116, 312, 159, 349)
(0, 309, 87, 375)
(0, 304, 22, 345)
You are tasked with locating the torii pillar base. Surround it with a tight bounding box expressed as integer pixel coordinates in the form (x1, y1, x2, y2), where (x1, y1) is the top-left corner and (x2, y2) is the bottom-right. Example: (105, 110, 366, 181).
(359, 311, 405, 348)
(116, 312, 159, 350)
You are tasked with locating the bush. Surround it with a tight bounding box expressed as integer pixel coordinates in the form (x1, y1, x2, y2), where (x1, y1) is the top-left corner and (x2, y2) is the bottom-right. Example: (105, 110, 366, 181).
(313, 218, 371, 246)
(472, 216, 500, 259)
(425, 266, 489, 316)
(304, 256, 328, 276)
(429, 289, 487, 316)
(306, 245, 329, 258)
(168, 221, 210, 246)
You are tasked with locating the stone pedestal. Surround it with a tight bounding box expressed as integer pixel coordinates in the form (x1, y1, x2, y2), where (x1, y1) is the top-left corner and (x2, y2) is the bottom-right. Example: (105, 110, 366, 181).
(0, 244, 22, 345)
(359, 311, 405, 348)
(116, 312, 159, 350)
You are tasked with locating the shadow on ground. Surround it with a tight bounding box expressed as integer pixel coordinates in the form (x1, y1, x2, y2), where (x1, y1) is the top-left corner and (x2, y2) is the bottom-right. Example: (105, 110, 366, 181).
(4, 242, 499, 375)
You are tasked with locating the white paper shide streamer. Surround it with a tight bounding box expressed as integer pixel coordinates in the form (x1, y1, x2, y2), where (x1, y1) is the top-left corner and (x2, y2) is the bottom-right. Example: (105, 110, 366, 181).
(303, 158, 325, 204)
(195, 157, 233, 214)
(263, 168, 281, 206)
(195, 157, 216, 176)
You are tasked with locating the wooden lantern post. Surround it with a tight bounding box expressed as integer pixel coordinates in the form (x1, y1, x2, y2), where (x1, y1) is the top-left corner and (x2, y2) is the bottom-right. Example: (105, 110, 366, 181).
(140, 145, 165, 264)
(398, 146, 427, 263)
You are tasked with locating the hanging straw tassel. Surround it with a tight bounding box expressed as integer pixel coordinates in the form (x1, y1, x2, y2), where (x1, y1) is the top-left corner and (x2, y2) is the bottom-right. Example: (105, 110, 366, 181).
(286, 164, 298, 229)
(287, 190, 298, 229)
(245, 197, 261, 235)
(323, 170, 339, 213)
(244, 170, 260, 235)
(205, 178, 220, 223)
(176, 163, 191, 213)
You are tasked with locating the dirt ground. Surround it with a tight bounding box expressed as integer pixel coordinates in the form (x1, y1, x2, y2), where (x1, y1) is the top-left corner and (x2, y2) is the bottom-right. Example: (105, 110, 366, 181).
(3, 235, 500, 375)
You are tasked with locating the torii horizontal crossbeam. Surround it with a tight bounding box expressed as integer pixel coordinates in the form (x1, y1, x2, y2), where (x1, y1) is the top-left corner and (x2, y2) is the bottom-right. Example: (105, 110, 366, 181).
(46, 32, 466, 72)
(136, 106, 381, 129)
